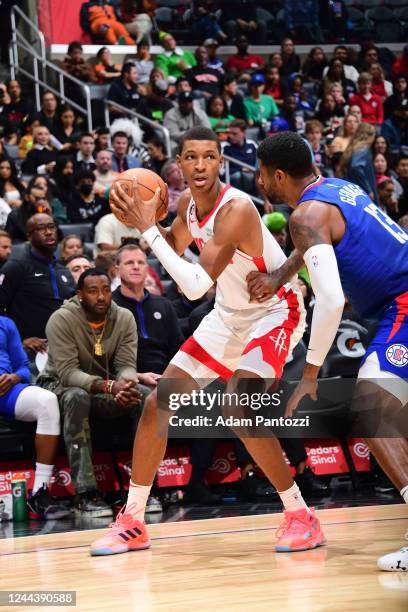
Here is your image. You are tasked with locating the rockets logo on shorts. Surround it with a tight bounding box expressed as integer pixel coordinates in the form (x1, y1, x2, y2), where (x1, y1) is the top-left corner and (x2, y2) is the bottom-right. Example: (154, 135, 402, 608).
(386, 344, 408, 367)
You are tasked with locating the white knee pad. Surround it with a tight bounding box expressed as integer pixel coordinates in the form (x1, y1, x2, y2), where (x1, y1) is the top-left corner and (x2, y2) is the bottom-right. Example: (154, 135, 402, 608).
(14, 386, 61, 436)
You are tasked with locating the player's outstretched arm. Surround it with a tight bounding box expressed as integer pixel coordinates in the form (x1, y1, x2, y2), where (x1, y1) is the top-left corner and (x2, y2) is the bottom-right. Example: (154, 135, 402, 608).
(285, 201, 345, 416)
(142, 199, 249, 301)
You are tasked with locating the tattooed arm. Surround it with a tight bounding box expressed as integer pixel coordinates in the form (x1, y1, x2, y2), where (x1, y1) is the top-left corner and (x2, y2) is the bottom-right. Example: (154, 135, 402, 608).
(285, 201, 345, 416)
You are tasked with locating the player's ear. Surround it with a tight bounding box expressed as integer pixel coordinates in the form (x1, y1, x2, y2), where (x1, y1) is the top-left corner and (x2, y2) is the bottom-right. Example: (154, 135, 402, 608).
(176, 154, 182, 168)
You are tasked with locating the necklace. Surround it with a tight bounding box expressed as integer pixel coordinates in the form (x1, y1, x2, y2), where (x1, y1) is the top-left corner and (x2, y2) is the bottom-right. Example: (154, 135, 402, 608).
(88, 319, 107, 356)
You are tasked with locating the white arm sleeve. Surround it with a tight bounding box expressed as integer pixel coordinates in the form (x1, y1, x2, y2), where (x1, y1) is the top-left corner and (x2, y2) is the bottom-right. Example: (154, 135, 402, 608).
(142, 225, 214, 301)
(304, 244, 345, 367)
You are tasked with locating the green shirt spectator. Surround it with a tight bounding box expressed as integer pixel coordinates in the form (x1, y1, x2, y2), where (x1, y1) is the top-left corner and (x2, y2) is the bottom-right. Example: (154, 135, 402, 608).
(244, 74, 279, 126)
(155, 33, 196, 83)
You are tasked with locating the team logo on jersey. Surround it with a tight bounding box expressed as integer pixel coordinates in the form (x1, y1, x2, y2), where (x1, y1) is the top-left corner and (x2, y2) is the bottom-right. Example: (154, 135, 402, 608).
(386, 344, 408, 367)
(268, 329, 287, 355)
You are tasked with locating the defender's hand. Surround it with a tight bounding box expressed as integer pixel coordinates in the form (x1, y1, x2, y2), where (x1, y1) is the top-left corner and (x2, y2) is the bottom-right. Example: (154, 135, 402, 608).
(247, 271, 281, 303)
(110, 179, 161, 233)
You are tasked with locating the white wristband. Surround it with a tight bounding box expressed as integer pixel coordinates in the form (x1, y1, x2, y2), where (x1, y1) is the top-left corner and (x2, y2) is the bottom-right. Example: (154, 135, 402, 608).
(304, 243, 345, 367)
(142, 226, 214, 301)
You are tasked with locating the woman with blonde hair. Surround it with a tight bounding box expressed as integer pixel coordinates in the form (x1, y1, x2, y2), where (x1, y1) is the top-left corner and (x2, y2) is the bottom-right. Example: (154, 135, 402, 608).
(330, 112, 360, 154)
(338, 122, 378, 202)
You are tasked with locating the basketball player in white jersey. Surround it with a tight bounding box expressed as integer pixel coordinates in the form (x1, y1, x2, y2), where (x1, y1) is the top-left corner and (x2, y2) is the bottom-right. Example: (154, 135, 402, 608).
(90, 127, 325, 556)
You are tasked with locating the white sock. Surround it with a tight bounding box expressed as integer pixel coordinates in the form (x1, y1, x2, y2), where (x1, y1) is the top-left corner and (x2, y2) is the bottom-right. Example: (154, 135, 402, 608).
(125, 481, 152, 521)
(400, 485, 408, 504)
(278, 482, 310, 513)
(33, 463, 54, 494)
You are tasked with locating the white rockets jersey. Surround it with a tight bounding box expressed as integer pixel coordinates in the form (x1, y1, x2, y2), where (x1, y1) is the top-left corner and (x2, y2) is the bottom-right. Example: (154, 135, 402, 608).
(186, 185, 297, 314)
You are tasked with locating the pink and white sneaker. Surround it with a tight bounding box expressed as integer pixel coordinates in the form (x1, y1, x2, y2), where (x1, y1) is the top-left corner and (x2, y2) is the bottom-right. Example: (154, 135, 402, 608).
(275, 507, 326, 552)
(90, 507, 151, 556)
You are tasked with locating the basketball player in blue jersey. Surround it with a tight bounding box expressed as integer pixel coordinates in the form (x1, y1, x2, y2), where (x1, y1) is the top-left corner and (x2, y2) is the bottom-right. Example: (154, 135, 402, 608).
(250, 131, 408, 572)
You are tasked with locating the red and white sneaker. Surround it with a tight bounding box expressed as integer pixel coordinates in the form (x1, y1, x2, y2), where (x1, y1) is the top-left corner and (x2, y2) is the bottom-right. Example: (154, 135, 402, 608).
(90, 507, 151, 556)
(275, 507, 326, 552)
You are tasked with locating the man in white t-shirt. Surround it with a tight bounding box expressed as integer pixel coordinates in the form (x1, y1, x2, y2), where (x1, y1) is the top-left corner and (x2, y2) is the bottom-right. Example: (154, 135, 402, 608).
(93, 150, 118, 198)
(94, 213, 141, 254)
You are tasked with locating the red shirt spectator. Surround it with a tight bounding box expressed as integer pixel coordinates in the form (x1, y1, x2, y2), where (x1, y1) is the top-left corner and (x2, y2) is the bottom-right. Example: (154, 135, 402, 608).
(225, 35, 264, 78)
(392, 46, 408, 81)
(349, 72, 383, 125)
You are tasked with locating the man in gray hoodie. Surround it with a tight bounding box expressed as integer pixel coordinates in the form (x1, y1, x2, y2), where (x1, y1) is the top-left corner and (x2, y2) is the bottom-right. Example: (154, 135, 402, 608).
(38, 268, 142, 517)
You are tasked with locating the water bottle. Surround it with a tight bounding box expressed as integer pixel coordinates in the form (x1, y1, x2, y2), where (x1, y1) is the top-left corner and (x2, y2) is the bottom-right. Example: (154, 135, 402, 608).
(11, 473, 28, 522)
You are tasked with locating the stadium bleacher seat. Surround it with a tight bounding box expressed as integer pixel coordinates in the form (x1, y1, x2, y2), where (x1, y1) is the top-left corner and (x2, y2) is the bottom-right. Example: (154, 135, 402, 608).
(59, 223, 94, 243)
(365, 7, 402, 43)
(394, 7, 408, 37)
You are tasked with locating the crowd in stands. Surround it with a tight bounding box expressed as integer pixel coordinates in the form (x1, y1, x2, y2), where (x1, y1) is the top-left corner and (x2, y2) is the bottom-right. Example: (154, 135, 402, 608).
(0, 4, 407, 519)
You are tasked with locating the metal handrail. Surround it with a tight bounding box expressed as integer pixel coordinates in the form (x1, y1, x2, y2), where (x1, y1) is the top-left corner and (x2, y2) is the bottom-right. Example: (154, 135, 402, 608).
(104, 99, 172, 158)
(10, 4, 46, 61)
(222, 154, 264, 207)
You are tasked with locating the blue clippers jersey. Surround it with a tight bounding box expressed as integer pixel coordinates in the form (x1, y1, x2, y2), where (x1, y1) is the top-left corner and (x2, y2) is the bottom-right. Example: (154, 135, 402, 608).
(298, 177, 408, 318)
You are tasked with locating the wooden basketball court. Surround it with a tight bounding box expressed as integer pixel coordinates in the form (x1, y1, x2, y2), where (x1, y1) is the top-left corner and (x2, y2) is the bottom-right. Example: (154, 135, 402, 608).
(1, 504, 407, 611)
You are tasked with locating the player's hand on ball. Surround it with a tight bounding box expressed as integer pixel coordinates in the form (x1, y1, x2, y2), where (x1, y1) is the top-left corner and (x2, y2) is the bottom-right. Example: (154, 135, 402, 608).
(285, 378, 317, 418)
(111, 179, 161, 233)
(247, 271, 280, 303)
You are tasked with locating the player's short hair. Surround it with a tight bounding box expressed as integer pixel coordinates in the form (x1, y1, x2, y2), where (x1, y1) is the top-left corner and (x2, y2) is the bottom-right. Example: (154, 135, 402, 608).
(178, 127, 221, 155)
(257, 133, 313, 178)
(77, 268, 110, 290)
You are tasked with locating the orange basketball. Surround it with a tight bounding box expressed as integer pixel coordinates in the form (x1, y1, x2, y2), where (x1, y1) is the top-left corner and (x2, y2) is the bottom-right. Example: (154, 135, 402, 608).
(109, 168, 168, 225)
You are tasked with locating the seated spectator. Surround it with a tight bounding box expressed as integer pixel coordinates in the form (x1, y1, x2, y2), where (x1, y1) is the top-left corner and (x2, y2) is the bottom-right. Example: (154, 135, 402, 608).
(186, 46, 222, 99)
(339, 122, 378, 203)
(108, 63, 144, 119)
(221, 119, 257, 194)
(67, 170, 109, 225)
(220, 73, 246, 120)
(315, 93, 344, 134)
(381, 101, 408, 153)
(384, 75, 407, 120)
(2, 79, 34, 135)
(94, 250, 121, 290)
(65, 253, 93, 284)
(111, 130, 142, 173)
(304, 120, 326, 171)
(160, 160, 186, 221)
(318, 58, 356, 102)
(145, 270, 163, 296)
(372, 134, 391, 160)
(94, 127, 111, 152)
(207, 95, 234, 138)
(93, 150, 118, 197)
(322, 45, 359, 84)
(327, 82, 347, 115)
(129, 39, 154, 85)
(155, 33, 196, 84)
(348, 103, 362, 124)
(59, 234, 85, 263)
(283, 0, 323, 44)
(280, 38, 300, 78)
(94, 212, 141, 254)
(163, 92, 211, 151)
(0, 230, 11, 267)
(0, 158, 25, 208)
(52, 156, 75, 205)
(93, 47, 122, 84)
(0, 212, 75, 353)
(244, 74, 279, 129)
(87, 1, 133, 45)
(136, 78, 173, 129)
(144, 138, 169, 175)
(62, 42, 92, 82)
(349, 73, 384, 126)
(279, 94, 304, 133)
(120, 0, 155, 43)
(269, 52, 283, 72)
(392, 45, 408, 82)
(204, 38, 225, 74)
(35, 91, 58, 134)
(331, 113, 360, 154)
(287, 73, 313, 114)
(220, 0, 266, 44)
(38, 268, 141, 516)
(73, 132, 96, 173)
(395, 155, 408, 217)
(0, 198, 11, 230)
(22, 126, 57, 176)
(190, 1, 226, 43)
(29, 175, 67, 224)
(113, 244, 184, 377)
(369, 63, 392, 103)
(5, 184, 51, 243)
(264, 65, 284, 107)
(52, 105, 82, 151)
(377, 175, 399, 221)
(302, 46, 327, 83)
(18, 115, 40, 159)
(225, 35, 264, 82)
(0, 315, 69, 519)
